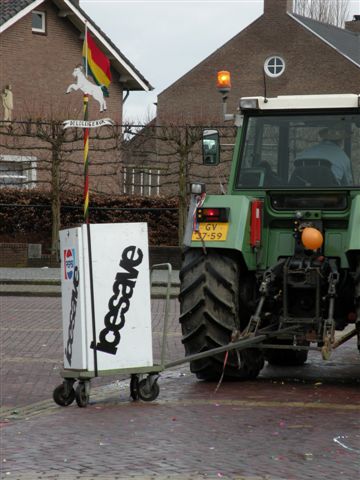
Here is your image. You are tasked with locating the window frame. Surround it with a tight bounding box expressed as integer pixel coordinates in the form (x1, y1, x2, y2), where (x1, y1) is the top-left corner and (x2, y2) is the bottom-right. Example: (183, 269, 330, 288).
(264, 56, 286, 78)
(0, 155, 37, 189)
(32, 10, 46, 34)
(123, 166, 161, 196)
(234, 110, 360, 190)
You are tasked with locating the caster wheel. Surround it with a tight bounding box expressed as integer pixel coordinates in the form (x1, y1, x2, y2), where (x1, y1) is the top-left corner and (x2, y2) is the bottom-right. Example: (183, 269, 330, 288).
(53, 383, 75, 407)
(130, 375, 139, 401)
(75, 382, 89, 408)
(138, 377, 160, 402)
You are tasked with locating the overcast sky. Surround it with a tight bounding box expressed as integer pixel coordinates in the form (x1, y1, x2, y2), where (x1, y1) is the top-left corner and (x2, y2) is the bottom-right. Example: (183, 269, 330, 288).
(80, 0, 360, 122)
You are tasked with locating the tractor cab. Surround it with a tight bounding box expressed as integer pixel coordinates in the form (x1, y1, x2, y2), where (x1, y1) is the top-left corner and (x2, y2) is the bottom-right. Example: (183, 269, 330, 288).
(235, 95, 360, 190)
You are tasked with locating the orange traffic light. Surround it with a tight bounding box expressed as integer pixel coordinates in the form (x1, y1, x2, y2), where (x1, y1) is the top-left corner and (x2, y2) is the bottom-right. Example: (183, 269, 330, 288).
(217, 71, 231, 93)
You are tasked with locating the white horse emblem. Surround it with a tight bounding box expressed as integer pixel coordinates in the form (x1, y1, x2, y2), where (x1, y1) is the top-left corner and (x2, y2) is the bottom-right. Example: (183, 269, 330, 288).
(66, 66, 107, 112)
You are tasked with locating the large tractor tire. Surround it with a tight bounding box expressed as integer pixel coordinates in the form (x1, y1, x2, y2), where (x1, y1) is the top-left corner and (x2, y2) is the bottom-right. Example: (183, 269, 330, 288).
(179, 248, 264, 380)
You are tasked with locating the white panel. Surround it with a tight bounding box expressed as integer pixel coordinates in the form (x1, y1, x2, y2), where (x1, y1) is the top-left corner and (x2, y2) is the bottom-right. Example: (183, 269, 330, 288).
(84, 223, 153, 372)
(60, 227, 88, 370)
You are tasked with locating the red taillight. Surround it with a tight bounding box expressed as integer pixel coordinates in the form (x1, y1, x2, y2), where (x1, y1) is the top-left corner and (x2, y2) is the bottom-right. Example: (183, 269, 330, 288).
(203, 208, 220, 220)
(196, 207, 229, 222)
(250, 200, 263, 248)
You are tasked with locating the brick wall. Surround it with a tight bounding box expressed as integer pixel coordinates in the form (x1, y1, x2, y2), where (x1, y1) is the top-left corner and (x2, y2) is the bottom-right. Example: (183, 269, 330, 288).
(151, 0, 360, 197)
(0, 243, 28, 267)
(157, 1, 360, 124)
(0, 0, 123, 122)
(0, 0, 124, 195)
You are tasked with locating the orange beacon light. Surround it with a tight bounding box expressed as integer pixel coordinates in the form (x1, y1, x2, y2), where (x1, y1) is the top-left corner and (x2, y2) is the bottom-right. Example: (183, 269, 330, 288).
(217, 71, 231, 94)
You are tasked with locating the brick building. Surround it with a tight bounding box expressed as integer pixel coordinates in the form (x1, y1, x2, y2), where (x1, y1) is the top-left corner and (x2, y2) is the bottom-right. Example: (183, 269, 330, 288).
(130, 0, 360, 197)
(157, 0, 360, 124)
(0, 0, 152, 192)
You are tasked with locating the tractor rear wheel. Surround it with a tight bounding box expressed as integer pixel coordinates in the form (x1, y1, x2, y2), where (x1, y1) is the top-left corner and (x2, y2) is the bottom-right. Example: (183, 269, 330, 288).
(179, 249, 264, 380)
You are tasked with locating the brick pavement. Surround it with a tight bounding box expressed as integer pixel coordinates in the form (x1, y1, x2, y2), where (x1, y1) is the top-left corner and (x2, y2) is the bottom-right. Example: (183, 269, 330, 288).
(1, 295, 360, 479)
(0, 297, 181, 408)
(1, 295, 358, 409)
(1, 372, 359, 480)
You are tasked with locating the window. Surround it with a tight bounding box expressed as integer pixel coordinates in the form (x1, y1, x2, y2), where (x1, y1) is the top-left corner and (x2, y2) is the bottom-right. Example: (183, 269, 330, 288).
(0, 155, 37, 189)
(123, 166, 160, 196)
(32, 11, 46, 33)
(237, 113, 360, 189)
(264, 56, 285, 78)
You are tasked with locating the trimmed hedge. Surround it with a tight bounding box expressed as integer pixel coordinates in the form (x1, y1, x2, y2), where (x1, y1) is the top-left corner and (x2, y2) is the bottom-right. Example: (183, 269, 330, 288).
(0, 189, 179, 251)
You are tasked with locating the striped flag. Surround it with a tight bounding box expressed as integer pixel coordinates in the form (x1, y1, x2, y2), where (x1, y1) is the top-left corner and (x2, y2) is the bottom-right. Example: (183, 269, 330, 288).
(82, 31, 112, 97)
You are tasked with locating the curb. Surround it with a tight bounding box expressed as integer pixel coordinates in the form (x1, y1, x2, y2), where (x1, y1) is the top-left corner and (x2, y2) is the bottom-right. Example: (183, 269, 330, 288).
(0, 285, 180, 298)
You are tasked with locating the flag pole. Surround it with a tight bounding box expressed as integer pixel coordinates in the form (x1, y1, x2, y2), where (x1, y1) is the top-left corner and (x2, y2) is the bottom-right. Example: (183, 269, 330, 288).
(85, 21, 88, 78)
(83, 21, 98, 376)
(83, 21, 89, 223)
(83, 94, 89, 223)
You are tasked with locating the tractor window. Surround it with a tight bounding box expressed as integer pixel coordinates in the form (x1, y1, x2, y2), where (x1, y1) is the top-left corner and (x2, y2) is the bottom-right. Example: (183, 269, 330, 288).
(237, 113, 360, 189)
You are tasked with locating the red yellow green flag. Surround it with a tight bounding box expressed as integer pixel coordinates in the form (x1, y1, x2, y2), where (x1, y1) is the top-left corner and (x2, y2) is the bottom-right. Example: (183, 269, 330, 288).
(82, 31, 112, 97)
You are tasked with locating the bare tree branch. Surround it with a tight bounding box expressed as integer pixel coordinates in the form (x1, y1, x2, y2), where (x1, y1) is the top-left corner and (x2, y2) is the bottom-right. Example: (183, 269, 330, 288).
(293, 0, 350, 27)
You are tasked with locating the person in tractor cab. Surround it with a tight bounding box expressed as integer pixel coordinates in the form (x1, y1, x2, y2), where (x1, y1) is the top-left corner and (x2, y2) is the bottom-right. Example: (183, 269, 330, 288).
(295, 126, 353, 185)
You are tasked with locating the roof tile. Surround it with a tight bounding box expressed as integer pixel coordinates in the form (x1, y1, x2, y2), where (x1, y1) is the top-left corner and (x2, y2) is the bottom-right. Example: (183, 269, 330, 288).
(292, 13, 360, 67)
(0, 0, 34, 25)
(0, 0, 153, 90)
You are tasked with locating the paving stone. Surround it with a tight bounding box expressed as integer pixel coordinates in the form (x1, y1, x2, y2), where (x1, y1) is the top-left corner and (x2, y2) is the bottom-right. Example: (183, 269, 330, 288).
(0, 294, 359, 480)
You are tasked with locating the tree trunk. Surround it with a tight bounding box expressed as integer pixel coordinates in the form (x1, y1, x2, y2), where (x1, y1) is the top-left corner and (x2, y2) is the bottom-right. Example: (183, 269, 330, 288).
(51, 145, 61, 256)
(178, 127, 189, 245)
(178, 153, 187, 245)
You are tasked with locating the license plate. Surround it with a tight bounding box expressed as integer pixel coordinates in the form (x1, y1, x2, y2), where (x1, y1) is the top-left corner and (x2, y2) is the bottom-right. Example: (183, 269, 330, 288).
(192, 222, 229, 242)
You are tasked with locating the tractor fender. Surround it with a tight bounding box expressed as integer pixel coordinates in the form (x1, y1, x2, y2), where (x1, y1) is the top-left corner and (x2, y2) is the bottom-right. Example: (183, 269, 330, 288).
(345, 194, 360, 268)
(183, 194, 256, 266)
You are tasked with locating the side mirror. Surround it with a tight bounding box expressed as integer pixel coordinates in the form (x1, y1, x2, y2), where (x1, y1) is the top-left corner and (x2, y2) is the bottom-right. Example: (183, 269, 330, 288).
(202, 129, 220, 165)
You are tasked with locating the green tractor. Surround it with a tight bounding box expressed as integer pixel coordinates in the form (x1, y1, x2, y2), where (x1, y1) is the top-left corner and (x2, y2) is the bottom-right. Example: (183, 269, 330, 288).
(180, 79, 360, 381)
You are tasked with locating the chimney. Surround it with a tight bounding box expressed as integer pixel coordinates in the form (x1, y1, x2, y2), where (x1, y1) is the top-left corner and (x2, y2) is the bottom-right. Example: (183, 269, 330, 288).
(345, 15, 360, 33)
(71, 0, 80, 6)
(263, 0, 293, 16)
